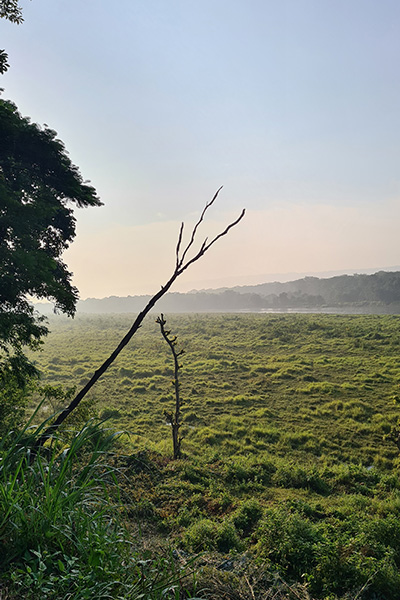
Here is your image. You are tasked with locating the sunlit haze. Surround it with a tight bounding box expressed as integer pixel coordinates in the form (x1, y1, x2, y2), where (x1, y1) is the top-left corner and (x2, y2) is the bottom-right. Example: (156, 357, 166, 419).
(2, 1, 400, 298)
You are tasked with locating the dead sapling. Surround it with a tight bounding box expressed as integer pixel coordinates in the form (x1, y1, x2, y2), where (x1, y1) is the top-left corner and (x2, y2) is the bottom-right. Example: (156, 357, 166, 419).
(157, 314, 185, 459)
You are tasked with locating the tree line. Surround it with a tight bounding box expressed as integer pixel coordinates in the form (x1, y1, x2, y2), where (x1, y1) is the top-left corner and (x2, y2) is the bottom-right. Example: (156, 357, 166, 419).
(44, 271, 400, 314)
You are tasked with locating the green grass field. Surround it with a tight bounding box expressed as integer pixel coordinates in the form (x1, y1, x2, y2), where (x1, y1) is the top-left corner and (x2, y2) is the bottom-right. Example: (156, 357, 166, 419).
(28, 313, 400, 598)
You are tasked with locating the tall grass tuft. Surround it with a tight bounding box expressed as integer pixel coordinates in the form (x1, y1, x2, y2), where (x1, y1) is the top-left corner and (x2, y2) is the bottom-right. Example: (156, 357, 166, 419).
(0, 413, 200, 599)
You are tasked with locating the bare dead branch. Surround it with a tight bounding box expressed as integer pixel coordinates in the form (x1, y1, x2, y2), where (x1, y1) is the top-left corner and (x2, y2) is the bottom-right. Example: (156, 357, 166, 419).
(179, 185, 223, 266)
(33, 189, 245, 451)
(175, 222, 184, 269)
(177, 208, 246, 276)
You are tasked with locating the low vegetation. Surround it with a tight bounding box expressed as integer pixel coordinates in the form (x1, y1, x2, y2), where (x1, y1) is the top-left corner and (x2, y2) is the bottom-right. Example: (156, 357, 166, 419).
(0, 416, 200, 599)
(2, 313, 400, 598)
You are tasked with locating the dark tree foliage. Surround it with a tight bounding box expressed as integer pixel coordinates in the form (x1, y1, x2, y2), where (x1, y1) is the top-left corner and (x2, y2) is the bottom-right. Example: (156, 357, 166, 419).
(0, 0, 24, 24)
(0, 50, 9, 75)
(0, 0, 26, 73)
(0, 98, 101, 381)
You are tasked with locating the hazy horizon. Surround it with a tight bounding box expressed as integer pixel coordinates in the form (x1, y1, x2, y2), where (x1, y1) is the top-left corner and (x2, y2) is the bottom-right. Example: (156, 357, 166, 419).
(2, 1, 400, 299)
(30, 265, 400, 303)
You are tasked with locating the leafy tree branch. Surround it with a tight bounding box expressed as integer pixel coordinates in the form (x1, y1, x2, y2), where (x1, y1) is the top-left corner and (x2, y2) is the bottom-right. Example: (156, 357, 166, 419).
(0, 0, 25, 24)
(0, 0, 28, 73)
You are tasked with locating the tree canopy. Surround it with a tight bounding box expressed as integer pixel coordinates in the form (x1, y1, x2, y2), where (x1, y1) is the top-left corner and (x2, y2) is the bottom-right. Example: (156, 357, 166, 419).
(0, 98, 101, 380)
(0, 0, 26, 73)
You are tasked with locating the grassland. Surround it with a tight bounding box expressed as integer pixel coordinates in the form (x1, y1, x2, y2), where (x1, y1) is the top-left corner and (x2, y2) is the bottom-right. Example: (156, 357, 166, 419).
(28, 313, 400, 598)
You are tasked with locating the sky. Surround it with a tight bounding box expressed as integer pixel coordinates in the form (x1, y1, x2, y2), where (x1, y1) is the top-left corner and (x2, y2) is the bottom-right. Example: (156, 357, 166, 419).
(1, 0, 400, 298)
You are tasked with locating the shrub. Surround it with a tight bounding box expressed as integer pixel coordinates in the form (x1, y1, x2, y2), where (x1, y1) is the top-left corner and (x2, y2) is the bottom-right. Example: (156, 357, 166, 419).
(255, 507, 321, 578)
(184, 519, 217, 551)
(100, 407, 121, 420)
(362, 515, 400, 563)
(184, 518, 242, 553)
(128, 498, 158, 521)
(0, 377, 32, 438)
(215, 521, 243, 553)
(182, 462, 208, 484)
(232, 499, 263, 535)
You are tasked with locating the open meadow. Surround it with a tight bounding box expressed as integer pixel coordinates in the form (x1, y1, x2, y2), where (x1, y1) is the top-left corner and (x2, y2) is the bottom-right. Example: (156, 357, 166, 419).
(29, 313, 400, 598)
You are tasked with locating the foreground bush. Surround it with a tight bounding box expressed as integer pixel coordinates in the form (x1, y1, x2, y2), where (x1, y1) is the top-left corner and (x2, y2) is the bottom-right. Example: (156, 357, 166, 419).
(255, 505, 400, 598)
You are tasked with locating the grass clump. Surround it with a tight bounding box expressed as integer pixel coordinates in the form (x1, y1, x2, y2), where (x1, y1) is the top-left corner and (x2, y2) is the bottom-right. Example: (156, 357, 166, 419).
(0, 416, 199, 599)
(225, 456, 276, 486)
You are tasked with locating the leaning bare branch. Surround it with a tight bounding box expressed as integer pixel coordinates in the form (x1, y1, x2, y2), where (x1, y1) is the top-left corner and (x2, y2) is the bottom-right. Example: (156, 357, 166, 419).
(33, 189, 245, 451)
(175, 222, 184, 269)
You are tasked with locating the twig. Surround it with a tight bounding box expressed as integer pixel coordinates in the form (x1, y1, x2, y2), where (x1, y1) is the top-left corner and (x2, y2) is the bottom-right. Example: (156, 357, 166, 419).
(244, 575, 256, 600)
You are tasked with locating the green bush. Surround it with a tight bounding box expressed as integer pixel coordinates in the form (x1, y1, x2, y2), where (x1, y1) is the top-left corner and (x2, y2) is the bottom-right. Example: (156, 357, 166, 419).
(255, 507, 400, 598)
(256, 507, 321, 578)
(182, 462, 209, 484)
(215, 521, 243, 553)
(0, 371, 36, 439)
(184, 518, 242, 553)
(232, 499, 263, 535)
(100, 407, 122, 419)
(184, 519, 217, 551)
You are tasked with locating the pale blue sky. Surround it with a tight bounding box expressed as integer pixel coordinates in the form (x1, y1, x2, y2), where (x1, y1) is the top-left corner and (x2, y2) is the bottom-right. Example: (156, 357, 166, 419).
(1, 1, 400, 296)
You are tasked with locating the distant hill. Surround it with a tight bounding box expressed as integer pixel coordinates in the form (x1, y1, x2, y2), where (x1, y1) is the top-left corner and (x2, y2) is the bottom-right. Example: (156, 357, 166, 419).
(230, 271, 400, 303)
(59, 270, 400, 314)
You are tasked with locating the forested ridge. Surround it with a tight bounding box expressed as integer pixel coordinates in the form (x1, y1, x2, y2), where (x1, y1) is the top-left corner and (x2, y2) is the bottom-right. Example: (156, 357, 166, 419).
(53, 270, 400, 314)
(231, 270, 400, 303)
